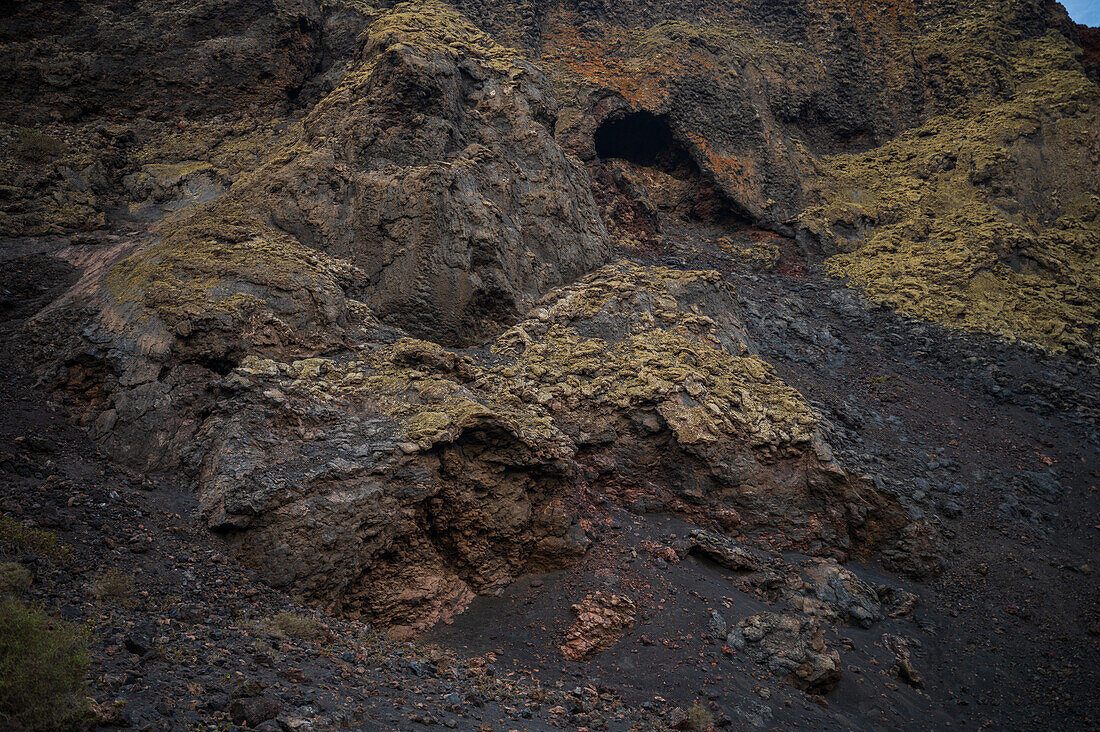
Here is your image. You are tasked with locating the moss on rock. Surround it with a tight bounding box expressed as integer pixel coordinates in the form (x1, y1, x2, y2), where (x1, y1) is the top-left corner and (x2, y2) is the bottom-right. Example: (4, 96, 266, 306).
(106, 200, 353, 341)
(803, 30, 1099, 354)
(0, 124, 107, 236)
(493, 262, 818, 453)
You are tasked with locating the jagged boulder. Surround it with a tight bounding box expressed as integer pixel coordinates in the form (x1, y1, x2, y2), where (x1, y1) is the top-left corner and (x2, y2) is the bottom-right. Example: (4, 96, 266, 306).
(791, 558, 884, 629)
(560, 592, 637, 661)
(686, 529, 762, 572)
(727, 612, 842, 694)
(36, 0, 609, 469)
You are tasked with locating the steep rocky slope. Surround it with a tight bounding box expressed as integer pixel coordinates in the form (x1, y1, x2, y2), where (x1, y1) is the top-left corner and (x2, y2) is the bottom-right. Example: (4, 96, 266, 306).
(1, 0, 1097, 729)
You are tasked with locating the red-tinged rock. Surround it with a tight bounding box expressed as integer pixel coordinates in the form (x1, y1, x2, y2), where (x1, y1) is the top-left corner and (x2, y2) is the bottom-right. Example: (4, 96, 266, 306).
(560, 592, 637, 661)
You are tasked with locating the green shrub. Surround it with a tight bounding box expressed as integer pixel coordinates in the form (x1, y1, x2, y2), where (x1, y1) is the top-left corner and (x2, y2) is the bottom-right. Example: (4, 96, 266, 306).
(0, 563, 32, 595)
(270, 612, 320, 641)
(0, 597, 90, 730)
(686, 701, 715, 731)
(0, 515, 70, 561)
(93, 570, 136, 608)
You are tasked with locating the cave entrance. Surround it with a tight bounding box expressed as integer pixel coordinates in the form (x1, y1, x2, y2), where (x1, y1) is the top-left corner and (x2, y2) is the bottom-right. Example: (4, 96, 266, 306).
(593, 111, 751, 231)
(593, 111, 693, 174)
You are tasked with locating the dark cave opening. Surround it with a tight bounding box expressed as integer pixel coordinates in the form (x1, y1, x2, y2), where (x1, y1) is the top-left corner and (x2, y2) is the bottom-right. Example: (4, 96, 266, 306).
(593, 111, 753, 229)
(593, 111, 693, 173)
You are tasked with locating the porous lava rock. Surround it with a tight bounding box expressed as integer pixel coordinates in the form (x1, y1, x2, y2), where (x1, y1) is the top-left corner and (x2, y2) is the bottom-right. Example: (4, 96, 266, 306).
(560, 592, 637, 661)
(242, 0, 611, 346)
(180, 263, 914, 633)
(727, 612, 842, 694)
(687, 528, 762, 573)
(199, 339, 589, 638)
(493, 261, 909, 557)
(34, 0, 610, 468)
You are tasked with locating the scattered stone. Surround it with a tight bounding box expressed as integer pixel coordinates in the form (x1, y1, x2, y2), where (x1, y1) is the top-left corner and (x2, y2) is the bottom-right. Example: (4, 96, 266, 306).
(229, 696, 284, 727)
(708, 609, 728, 639)
(884, 634, 924, 689)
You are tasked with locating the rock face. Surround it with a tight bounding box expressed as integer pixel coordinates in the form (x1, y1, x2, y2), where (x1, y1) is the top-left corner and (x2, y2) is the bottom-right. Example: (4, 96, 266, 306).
(243, 1, 611, 346)
(175, 262, 908, 633)
(491, 262, 907, 556)
(22, 0, 1097, 640)
(526, 0, 1099, 354)
(727, 613, 842, 694)
(0, 0, 325, 124)
(199, 339, 589, 638)
(804, 22, 1100, 355)
(5, 0, 1097, 352)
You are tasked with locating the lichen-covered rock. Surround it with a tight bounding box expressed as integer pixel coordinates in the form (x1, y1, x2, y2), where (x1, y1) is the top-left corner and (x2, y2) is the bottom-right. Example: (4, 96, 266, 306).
(492, 261, 908, 556)
(197, 339, 587, 638)
(19, 0, 948, 639)
(525, 1, 1099, 354)
(801, 13, 1100, 355)
(35, 0, 610, 469)
(560, 592, 637, 661)
(0, 125, 108, 236)
(727, 612, 842, 694)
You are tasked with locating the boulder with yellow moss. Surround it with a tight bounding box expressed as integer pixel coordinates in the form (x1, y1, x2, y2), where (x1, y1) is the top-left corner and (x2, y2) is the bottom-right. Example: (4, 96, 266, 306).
(169, 262, 918, 634)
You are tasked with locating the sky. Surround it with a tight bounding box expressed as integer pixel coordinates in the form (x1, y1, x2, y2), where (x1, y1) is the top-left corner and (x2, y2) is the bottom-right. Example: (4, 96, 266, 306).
(1062, 0, 1100, 26)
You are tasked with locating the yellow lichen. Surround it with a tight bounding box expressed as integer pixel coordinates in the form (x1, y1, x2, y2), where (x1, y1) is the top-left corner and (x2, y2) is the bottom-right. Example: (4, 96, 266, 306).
(494, 262, 819, 452)
(231, 263, 817, 458)
(105, 199, 351, 335)
(803, 31, 1099, 354)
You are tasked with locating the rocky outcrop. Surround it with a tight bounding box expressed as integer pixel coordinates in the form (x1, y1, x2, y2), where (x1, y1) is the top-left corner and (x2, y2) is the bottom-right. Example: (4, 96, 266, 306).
(35, 0, 610, 464)
(175, 263, 913, 633)
(19, 0, 944, 638)
(197, 339, 589, 638)
(235, 0, 610, 346)
(803, 19, 1100, 355)
(726, 612, 842, 694)
(6, 0, 1097, 352)
(529, 0, 1099, 355)
(493, 262, 908, 556)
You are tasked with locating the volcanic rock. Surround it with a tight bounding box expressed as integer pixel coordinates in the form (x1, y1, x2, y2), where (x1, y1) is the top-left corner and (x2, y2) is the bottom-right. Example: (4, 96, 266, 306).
(727, 612, 842, 694)
(560, 592, 637, 661)
(687, 529, 762, 572)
